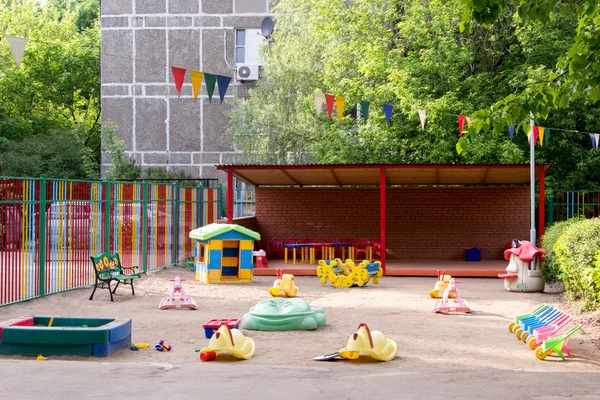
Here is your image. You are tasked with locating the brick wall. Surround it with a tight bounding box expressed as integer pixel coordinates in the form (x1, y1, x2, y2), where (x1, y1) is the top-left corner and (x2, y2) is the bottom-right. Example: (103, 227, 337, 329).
(255, 186, 530, 260)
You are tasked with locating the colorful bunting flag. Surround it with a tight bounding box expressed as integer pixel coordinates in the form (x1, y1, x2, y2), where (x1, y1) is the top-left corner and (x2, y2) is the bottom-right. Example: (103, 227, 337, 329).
(314, 93, 325, 116)
(325, 94, 335, 119)
(171, 66, 187, 98)
(204, 73, 217, 103)
(538, 127, 545, 147)
(509, 124, 515, 140)
(360, 100, 370, 123)
(190, 70, 204, 102)
(384, 104, 393, 127)
(458, 116, 465, 137)
(591, 134, 597, 149)
(466, 117, 473, 128)
(335, 96, 345, 122)
(418, 109, 426, 130)
(595, 134, 599, 149)
(545, 129, 550, 146)
(7, 36, 27, 68)
(217, 75, 232, 103)
(533, 126, 539, 146)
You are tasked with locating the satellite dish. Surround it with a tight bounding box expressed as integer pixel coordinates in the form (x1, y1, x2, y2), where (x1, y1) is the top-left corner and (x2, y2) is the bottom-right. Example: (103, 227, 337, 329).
(260, 16, 274, 38)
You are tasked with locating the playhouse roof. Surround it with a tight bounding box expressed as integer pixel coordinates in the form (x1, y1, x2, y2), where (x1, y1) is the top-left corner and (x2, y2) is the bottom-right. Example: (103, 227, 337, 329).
(189, 223, 261, 241)
(215, 163, 549, 187)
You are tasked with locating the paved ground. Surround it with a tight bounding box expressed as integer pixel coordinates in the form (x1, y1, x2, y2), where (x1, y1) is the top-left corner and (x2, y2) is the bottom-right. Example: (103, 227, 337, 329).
(1, 270, 599, 399)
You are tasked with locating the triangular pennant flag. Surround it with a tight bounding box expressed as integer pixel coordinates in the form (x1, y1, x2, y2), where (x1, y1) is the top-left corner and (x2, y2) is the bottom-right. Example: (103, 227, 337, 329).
(466, 117, 473, 128)
(190, 70, 204, 102)
(325, 94, 335, 119)
(538, 127, 545, 147)
(509, 124, 516, 140)
(533, 126, 539, 146)
(458, 115, 465, 137)
(171, 66, 187, 98)
(590, 134, 596, 149)
(7, 36, 27, 68)
(545, 128, 550, 146)
(204, 73, 217, 103)
(335, 96, 345, 122)
(595, 133, 599, 149)
(314, 93, 325, 116)
(383, 104, 393, 127)
(360, 100, 370, 123)
(418, 109, 426, 130)
(217, 75, 232, 103)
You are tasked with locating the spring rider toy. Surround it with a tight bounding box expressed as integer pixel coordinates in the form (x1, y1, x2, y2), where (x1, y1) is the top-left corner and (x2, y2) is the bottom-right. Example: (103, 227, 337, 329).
(499, 239, 546, 292)
(198, 322, 255, 361)
(429, 270, 455, 298)
(313, 323, 397, 362)
(159, 276, 197, 310)
(268, 269, 299, 298)
(432, 278, 470, 313)
(317, 259, 382, 288)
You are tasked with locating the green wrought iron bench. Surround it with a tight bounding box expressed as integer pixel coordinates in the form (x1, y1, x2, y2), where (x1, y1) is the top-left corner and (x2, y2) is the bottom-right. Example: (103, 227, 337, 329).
(89, 253, 141, 302)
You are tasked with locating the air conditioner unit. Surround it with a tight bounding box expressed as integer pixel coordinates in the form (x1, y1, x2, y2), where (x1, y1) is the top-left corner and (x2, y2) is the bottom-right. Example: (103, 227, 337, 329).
(236, 64, 260, 81)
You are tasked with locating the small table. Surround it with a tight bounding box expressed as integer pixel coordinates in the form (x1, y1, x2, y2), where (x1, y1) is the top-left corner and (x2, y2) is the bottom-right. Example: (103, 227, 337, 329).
(284, 243, 354, 264)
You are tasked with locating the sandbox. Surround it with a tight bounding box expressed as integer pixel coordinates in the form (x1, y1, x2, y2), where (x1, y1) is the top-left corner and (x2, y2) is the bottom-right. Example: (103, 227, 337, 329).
(0, 316, 131, 357)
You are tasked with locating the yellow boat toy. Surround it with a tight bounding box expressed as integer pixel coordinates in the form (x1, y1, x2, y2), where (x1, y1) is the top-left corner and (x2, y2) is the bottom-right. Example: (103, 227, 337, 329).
(429, 270, 455, 298)
(268, 269, 299, 298)
(339, 323, 397, 361)
(199, 322, 255, 361)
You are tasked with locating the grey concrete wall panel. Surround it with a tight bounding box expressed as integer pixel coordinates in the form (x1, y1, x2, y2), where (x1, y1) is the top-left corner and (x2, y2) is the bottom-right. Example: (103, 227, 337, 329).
(194, 16, 222, 27)
(132, 17, 144, 27)
(134, 85, 144, 95)
(220, 153, 242, 164)
(143, 153, 169, 164)
(101, 30, 133, 83)
(101, 0, 133, 15)
(102, 98, 134, 148)
(168, 165, 201, 178)
(169, 0, 200, 14)
(167, 16, 193, 27)
(202, 102, 233, 152)
(202, 0, 233, 14)
(101, 85, 130, 96)
(145, 16, 167, 27)
(137, 0, 167, 14)
(193, 152, 221, 163)
(201, 165, 227, 182)
(201, 29, 235, 75)
(169, 84, 194, 97)
(136, 98, 167, 151)
(169, 30, 200, 71)
(146, 85, 170, 96)
(135, 30, 167, 83)
(169, 99, 201, 151)
(169, 153, 193, 164)
(222, 16, 264, 28)
(235, 0, 267, 13)
(101, 17, 129, 28)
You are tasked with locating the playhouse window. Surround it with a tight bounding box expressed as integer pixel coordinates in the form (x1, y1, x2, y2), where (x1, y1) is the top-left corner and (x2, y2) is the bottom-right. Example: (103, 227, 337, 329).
(198, 244, 207, 263)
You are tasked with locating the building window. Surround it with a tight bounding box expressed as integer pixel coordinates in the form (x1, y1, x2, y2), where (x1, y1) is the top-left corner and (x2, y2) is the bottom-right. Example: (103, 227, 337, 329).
(235, 28, 265, 64)
(198, 244, 207, 263)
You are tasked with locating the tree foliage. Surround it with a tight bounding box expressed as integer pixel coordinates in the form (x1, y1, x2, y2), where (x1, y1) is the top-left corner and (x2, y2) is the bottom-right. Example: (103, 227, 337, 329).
(228, 0, 599, 190)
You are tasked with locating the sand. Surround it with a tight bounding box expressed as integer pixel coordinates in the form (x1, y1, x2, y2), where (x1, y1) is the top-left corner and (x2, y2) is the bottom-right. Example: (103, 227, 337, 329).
(0, 266, 599, 373)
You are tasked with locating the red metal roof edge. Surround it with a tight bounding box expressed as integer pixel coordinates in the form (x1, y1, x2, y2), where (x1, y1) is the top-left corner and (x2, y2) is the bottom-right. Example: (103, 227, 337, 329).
(216, 163, 551, 171)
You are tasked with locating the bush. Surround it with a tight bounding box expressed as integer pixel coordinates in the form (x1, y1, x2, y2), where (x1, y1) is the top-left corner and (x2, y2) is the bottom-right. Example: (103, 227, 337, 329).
(540, 218, 581, 282)
(554, 218, 600, 311)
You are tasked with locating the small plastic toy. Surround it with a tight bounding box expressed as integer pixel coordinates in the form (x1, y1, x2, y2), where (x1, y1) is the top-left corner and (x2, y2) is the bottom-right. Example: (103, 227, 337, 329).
(429, 270, 455, 298)
(514, 306, 563, 341)
(198, 322, 255, 361)
(535, 320, 587, 361)
(336, 323, 396, 361)
(130, 342, 150, 350)
(508, 304, 548, 334)
(36, 354, 48, 361)
(268, 269, 299, 298)
(526, 314, 572, 349)
(317, 259, 382, 288)
(202, 319, 240, 338)
(254, 250, 268, 268)
(432, 278, 470, 313)
(155, 340, 172, 351)
(159, 277, 197, 310)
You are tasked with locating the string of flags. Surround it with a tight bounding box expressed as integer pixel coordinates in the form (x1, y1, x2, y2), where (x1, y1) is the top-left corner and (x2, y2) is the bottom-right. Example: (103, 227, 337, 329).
(171, 67, 232, 103)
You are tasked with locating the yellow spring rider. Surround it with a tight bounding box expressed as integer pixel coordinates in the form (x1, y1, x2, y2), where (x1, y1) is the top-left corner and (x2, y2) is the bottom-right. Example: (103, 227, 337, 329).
(317, 258, 383, 288)
(268, 269, 299, 298)
(429, 270, 455, 298)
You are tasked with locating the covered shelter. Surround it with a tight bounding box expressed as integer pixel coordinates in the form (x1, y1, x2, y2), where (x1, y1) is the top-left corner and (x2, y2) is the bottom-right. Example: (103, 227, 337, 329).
(216, 164, 548, 276)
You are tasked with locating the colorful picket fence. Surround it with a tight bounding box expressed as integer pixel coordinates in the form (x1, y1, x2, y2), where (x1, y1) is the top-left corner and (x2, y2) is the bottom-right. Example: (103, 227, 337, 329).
(0, 177, 222, 306)
(547, 190, 600, 224)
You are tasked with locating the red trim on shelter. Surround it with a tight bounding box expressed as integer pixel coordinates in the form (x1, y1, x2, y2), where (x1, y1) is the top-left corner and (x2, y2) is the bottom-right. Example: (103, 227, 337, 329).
(379, 168, 387, 275)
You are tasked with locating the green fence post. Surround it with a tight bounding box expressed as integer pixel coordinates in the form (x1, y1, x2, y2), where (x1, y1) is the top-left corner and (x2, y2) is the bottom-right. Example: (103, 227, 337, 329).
(39, 176, 47, 297)
(142, 181, 149, 273)
(218, 183, 224, 219)
(104, 180, 112, 254)
(547, 189, 554, 226)
(173, 182, 179, 266)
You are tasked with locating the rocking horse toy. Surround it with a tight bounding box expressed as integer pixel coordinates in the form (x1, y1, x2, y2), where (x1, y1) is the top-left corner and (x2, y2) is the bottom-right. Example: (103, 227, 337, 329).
(432, 278, 470, 313)
(159, 276, 197, 310)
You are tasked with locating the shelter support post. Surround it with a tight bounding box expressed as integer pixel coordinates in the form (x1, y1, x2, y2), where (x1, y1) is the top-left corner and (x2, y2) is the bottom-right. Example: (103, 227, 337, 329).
(380, 168, 386, 276)
(227, 169, 233, 224)
(538, 166, 545, 240)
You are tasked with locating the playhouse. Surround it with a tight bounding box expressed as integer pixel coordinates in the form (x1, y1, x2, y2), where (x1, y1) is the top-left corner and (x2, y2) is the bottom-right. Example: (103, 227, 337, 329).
(189, 223, 260, 283)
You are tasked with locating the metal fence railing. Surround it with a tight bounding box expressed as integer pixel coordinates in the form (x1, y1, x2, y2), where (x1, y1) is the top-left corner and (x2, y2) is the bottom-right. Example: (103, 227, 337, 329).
(0, 177, 222, 306)
(547, 190, 600, 225)
(234, 187, 255, 218)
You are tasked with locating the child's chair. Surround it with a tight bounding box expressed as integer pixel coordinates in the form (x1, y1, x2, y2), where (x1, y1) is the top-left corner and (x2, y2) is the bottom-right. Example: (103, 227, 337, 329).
(354, 238, 371, 261)
(268, 238, 284, 259)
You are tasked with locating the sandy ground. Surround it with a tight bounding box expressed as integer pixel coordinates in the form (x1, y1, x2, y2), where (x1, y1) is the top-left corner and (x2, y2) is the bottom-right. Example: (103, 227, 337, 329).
(0, 266, 599, 373)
